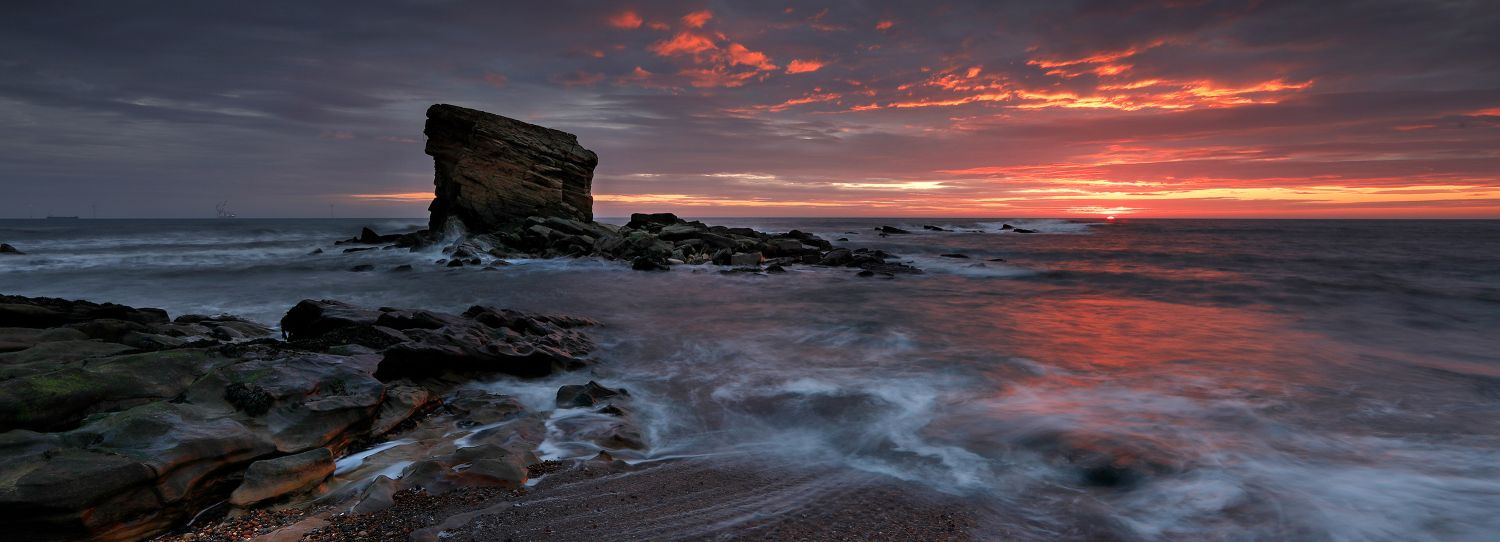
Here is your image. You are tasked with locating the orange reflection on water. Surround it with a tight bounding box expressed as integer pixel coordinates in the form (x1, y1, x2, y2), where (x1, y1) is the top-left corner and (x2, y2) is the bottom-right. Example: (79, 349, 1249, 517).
(984, 296, 1342, 379)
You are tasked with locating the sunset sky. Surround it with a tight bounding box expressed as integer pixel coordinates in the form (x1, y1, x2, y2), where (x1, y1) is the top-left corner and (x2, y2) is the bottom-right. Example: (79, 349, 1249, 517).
(2, 1, 1498, 218)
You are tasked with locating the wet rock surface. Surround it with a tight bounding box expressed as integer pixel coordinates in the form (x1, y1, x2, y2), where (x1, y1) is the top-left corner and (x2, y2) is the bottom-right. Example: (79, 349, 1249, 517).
(0, 294, 603, 541)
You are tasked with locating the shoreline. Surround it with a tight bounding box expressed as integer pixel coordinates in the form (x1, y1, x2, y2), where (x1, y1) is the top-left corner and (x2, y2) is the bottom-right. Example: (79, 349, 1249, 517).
(154, 456, 976, 542)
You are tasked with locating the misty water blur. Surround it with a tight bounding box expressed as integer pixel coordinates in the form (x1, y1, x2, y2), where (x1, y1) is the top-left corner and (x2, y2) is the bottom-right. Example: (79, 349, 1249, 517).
(2, 217, 1498, 541)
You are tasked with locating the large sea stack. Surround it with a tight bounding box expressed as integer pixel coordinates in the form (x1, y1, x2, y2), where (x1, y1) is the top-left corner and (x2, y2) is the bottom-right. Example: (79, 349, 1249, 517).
(335, 104, 919, 275)
(424, 104, 598, 232)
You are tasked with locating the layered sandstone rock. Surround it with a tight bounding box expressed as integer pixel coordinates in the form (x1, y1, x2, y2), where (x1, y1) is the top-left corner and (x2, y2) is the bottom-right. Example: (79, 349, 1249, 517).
(0, 294, 602, 541)
(424, 104, 597, 232)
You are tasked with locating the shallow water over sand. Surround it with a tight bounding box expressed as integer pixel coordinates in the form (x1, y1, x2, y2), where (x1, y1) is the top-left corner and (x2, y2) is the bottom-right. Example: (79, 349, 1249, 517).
(3, 218, 1499, 540)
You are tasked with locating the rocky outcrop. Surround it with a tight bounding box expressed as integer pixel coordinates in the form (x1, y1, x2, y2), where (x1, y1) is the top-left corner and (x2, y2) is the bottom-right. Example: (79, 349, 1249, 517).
(0, 294, 600, 541)
(0, 243, 22, 255)
(425, 104, 597, 232)
(325, 104, 926, 275)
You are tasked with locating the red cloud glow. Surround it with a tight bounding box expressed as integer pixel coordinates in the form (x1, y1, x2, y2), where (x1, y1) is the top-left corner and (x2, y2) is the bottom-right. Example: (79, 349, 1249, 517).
(786, 59, 825, 74)
(607, 10, 643, 30)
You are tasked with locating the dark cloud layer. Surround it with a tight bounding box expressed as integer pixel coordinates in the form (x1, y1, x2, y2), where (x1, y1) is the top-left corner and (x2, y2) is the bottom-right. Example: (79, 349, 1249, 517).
(2, 0, 1497, 218)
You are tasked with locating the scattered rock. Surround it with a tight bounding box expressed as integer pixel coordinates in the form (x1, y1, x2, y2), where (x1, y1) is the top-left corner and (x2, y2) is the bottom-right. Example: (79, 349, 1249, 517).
(939, 253, 969, 259)
(922, 225, 949, 231)
(1013, 228, 1038, 234)
(1, 243, 25, 254)
(876, 226, 911, 234)
(349, 264, 375, 272)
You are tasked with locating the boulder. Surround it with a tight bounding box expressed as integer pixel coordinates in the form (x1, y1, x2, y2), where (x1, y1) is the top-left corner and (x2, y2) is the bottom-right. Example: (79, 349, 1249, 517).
(556, 381, 628, 408)
(375, 305, 595, 380)
(279, 299, 382, 342)
(228, 448, 335, 506)
(631, 256, 669, 271)
(368, 385, 434, 436)
(624, 212, 681, 231)
(728, 252, 762, 267)
(424, 104, 598, 232)
(0, 243, 23, 255)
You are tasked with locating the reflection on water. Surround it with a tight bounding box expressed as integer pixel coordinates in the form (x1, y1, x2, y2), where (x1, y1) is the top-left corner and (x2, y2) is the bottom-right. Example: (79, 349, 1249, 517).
(3, 218, 1499, 540)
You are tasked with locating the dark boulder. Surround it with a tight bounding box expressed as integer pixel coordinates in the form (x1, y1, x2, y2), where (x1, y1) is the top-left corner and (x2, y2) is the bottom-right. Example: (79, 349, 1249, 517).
(631, 256, 669, 271)
(279, 300, 381, 342)
(876, 226, 911, 234)
(0, 243, 23, 255)
(555, 381, 628, 408)
(624, 212, 682, 231)
(375, 306, 595, 380)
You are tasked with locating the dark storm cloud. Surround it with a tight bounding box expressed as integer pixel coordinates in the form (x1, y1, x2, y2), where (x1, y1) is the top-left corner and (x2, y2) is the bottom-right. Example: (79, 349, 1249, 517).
(1, 0, 1496, 218)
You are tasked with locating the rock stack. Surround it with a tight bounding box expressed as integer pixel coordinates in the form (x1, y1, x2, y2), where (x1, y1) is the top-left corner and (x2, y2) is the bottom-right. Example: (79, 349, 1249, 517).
(333, 104, 921, 275)
(424, 104, 597, 232)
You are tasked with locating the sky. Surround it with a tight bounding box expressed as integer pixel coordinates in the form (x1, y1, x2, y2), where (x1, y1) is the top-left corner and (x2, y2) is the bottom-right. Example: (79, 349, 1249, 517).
(2, 0, 1498, 219)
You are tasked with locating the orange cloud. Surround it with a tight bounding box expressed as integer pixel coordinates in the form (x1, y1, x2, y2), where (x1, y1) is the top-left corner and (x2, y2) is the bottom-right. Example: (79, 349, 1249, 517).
(727, 43, 776, 70)
(482, 72, 507, 88)
(786, 59, 825, 74)
(649, 31, 717, 56)
(680, 67, 760, 88)
(682, 10, 713, 28)
(875, 20, 894, 30)
(730, 91, 843, 113)
(1028, 42, 1160, 69)
(607, 10, 643, 29)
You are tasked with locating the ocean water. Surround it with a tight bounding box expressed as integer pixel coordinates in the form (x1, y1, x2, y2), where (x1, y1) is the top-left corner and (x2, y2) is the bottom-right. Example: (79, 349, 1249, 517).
(3, 217, 1499, 541)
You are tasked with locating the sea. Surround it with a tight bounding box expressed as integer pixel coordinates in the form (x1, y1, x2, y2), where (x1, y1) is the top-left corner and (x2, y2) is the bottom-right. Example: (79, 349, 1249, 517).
(2, 217, 1498, 541)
